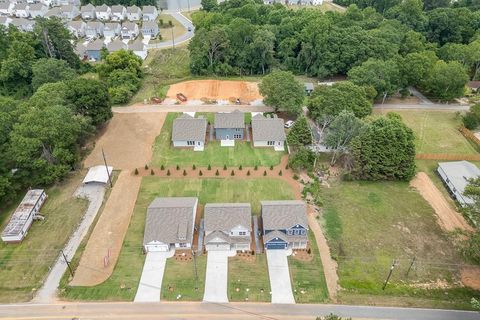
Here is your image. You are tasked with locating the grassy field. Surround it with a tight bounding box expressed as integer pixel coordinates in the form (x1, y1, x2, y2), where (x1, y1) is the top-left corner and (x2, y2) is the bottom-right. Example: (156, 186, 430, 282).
(289, 232, 329, 303)
(0, 172, 88, 303)
(228, 255, 271, 302)
(376, 110, 477, 154)
(321, 179, 478, 309)
(156, 14, 187, 42)
(151, 113, 284, 168)
(61, 176, 296, 300)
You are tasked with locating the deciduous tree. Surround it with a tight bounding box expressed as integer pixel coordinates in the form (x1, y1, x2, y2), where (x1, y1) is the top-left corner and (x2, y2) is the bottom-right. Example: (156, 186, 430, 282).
(259, 70, 304, 114)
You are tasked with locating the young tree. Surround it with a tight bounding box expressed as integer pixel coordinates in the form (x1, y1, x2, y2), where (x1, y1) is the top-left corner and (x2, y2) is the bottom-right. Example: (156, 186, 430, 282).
(259, 70, 304, 114)
(31, 58, 76, 91)
(323, 111, 364, 165)
(97, 49, 143, 79)
(287, 116, 312, 147)
(201, 0, 217, 11)
(288, 147, 316, 171)
(424, 60, 469, 101)
(350, 113, 416, 181)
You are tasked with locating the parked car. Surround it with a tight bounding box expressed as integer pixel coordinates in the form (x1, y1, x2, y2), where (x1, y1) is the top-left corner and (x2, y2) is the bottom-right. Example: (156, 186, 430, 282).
(188, 26, 192, 32)
(284, 120, 294, 128)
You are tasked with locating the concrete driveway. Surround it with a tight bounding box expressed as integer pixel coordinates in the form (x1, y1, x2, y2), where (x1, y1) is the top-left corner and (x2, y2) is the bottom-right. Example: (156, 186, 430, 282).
(266, 249, 295, 304)
(134, 250, 175, 302)
(203, 250, 236, 303)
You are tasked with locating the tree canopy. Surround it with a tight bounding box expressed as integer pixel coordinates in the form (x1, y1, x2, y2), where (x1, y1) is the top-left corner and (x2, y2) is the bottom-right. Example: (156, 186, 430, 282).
(258, 70, 304, 114)
(287, 116, 312, 147)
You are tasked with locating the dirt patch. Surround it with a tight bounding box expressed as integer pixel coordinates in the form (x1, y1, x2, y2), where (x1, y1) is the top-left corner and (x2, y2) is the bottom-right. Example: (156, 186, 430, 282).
(291, 248, 313, 262)
(84, 113, 166, 170)
(70, 171, 142, 286)
(167, 80, 263, 103)
(461, 266, 480, 290)
(410, 172, 474, 232)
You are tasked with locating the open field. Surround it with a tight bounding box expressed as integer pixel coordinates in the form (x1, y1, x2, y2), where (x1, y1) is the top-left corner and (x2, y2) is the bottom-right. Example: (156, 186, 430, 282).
(228, 255, 271, 302)
(156, 14, 186, 42)
(60, 177, 296, 300)
(375, 110, 477, 154)
(321, 180, 479, 309)
(0, 172, 88, 303)
(151, 113, 284, 168)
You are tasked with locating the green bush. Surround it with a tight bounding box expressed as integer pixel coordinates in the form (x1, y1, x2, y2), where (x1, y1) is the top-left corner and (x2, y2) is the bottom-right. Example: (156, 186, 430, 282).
(208, 164, 211, 170)
(463, 112, 479, 130)
(160, 164, 165, 170)
(199, 170, 203, 176)
(254, 165, 258, 170)
(192, 164, 196, 170)
(239, 165, 242, 170)
(223, 164, 227, 170)
(247, 170, 250, 176)
(134, 168, 139, 175)
(167, 169, 171, 176)
(215, 169, 219, 176)
(231, 170, 235, 176)
(183, 169, 187, 176)
(270, 165, 274, 170)
(176, 164, 180, 170)
(263, 170, 267, 176)
(279, 170, 282, 176)
(150, 169, 155, 175)
(288, 147, 316, 171)
(145, 164, 149, 170)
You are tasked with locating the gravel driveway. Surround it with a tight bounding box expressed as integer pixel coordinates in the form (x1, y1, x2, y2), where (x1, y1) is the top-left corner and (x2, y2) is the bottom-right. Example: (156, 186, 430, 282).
(266, 249, 295, 304)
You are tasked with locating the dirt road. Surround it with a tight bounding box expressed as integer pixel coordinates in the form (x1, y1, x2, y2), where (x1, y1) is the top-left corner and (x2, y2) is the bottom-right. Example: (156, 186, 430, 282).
(410, 172, 473, 232)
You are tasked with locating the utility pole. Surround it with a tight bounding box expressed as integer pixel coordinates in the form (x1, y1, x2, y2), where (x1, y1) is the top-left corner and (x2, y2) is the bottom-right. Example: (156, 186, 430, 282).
(101, 148, 113, 188)
(405, 256, 416, 278)
(61, 250, 74, 278)
(382, 259, 397, 290)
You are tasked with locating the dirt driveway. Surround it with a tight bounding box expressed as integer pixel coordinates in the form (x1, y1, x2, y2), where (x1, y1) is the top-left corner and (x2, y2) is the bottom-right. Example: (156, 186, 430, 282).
(85, 112, 166, 170)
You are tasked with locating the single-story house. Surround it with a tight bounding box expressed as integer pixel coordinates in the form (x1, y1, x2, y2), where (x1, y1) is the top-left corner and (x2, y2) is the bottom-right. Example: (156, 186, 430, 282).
(111, 4, 126, 21)
(126, 5, 141, 21)
(95, 4, 111, 21)
(468, 81, 480, 93)
(0, 2, 14, 16)
(143, 197, 198, 252)
(59, 4, 80, 20)
(85, 38, 105, 61)
(437, 161, 480, 207)
(82, 165, 113, 184)
(141, 5, 157, 21)
(85, 21, 104, 38)
(67, 20, 87, 38)
(103, 22, 120, 38)
(141, 20, 159, 37)
(304, 82, 314, 95)
(1, 189, 47, 243)
(0, 16, 12, 28)
(251, 114, 286, 151)
(13, 3, 29, 18)
(261, 200, 309, 250)
(172, 114, 207, 151)
(204, 203, 252, 251)
(10, 17, 35, 32)
(120, 21, 138, 39)
(214, 110, 245, 146)
(107, 38, 127, 52)
(129, 38, 147, 60)
(28, 3, 47, 18)
(80, 3, 95, 20)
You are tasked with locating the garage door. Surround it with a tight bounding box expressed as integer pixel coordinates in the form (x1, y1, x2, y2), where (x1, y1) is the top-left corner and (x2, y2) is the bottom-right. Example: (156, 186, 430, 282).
(206, 243, 230, 251)
(146, 244, 169, 252)
(266, 242, 287, 250)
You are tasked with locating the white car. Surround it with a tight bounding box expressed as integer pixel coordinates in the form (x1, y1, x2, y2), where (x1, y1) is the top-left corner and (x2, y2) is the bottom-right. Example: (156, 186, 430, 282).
(284, 120, 295, 128)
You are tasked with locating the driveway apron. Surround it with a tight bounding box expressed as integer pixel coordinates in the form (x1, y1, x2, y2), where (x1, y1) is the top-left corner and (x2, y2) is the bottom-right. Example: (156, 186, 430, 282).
(266, 249, 295, 304)
(203, 250, 236, 303)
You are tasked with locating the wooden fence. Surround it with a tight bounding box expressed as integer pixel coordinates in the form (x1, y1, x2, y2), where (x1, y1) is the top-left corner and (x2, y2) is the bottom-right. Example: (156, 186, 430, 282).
(416, 153, 480, 160)
(459, 126, 480, 147)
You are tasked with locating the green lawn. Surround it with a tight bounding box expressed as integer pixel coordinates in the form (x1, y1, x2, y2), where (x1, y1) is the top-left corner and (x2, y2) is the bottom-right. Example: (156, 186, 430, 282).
(289, 232, 329, 303)
(321, 180, 479, 309)
(61, 176, 296, 301)
(228, 255, 271, 302)
(0, 172, 88, 303)
(151, 113, 284, 168)
(379, 110, 477, 154)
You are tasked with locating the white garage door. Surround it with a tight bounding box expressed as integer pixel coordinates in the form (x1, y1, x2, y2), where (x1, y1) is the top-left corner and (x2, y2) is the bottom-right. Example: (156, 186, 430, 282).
(206, 243, 230, 251)
(145, 244, 169, 252)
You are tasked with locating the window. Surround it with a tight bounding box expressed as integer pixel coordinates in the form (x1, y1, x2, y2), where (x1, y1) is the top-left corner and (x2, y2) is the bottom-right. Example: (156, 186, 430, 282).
(187, 141, 195, 146)
(301, 229, 306, 235)
(234, 134, 241, 139)
(287, 229, 293, 235)
(239, 231, 246, 236)
(179, 243, 187, 248)
(267, 141, 275, 146)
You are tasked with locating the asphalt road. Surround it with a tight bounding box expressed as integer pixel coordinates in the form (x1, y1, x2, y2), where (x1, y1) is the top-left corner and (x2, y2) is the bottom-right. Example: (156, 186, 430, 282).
(147, 12, 194, 49)
(0, 302, 479, 320)
(374, 103, 469, 111)
(113, 104, 274, 113)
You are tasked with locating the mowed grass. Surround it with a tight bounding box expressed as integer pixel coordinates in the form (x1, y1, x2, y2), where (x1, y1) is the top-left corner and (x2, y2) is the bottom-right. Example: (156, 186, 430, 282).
(151, 113, 284, 168)
(321, 180, 478, 309)
(156, 14, 187, 42)
(228, 255, 271, 302)
(0, 172, 88, 303)
(376, 110, 477, 154)
(289, 232, 329, 303)
(61, 177, 296, 301)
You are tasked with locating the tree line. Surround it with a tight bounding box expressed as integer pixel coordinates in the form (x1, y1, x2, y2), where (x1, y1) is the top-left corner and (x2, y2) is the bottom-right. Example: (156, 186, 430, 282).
(80, 0, 155, 7)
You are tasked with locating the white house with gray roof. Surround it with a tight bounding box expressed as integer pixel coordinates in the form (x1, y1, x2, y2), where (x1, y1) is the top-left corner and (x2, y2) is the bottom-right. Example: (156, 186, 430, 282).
(143, 197, 198, 252)
(172, 114, 207, 151)
(204, 203, 251, 251)
(251, 114, 286, 151)
(13, 3, 29, 18)
(85, 21, 104, 38)
(10, 17, 35, 31)
(214, 110, 245, 146)
(437, 161, 480, 207)
(120, 21, 138, 39)
(67, 20, 86, 38)
(80, 3, 95, 20)
(0, 2, 14, 16)
(126, 5, 141, 21)
(129, 37, 147, 60)
(141, 20, 158, 37)
(103, 22, 120, 37)
(141, 5, 157, 21)
(110, 4, 126, 21)
(95, 4, 110, 20)
(261, 200, 308, 250)
(28, 3, 47, 18)
(107, 38, 127, 52)
(58, 4, 80, 19)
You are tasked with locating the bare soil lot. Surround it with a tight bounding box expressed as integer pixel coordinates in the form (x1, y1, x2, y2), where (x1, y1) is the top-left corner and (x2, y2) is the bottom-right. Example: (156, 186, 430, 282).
(167, 80, 262, 103)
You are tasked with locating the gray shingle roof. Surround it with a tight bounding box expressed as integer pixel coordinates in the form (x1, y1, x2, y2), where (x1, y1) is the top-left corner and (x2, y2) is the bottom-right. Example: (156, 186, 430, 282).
(86, 38, 105, 50)
(252, 114, 286, 142)
(104, 22, 120, 29)
(29, 3, 46, 11)
(143, 197, 197, 246)
(142, 20, 157, 29)
(172, 114, 207, 142)
(214, 110, 245, 129)
(129, 38, 145, 51)
(204, 203, 251, 231)
(14, 3, 28, 10)
(126, 5, 140, 13)
(263, 229, 306, 243)
(96, 4, 109, 12)
(81, 3, 95, 12)
(261, 200, 308, 230)
(438, 161, 480, 204)
(121, 21, 137, 31)
(0, 3, 11, 10)
(111, 5, 125, 13)
(107, 39, 127, 52)
(142, 5, 156, 13)
(205, 230, 250, 244)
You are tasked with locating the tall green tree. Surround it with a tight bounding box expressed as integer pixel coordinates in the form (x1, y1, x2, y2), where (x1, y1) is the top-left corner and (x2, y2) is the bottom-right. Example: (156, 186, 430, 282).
(259, 70, 304, 114)
(399, 50, 438, 87)
(287, 116, 312, 147)
(201, 0, 218, 11)
(424, 60, 469, 100)
(31, 58, 76, 91)
(0, 40, 36, 95)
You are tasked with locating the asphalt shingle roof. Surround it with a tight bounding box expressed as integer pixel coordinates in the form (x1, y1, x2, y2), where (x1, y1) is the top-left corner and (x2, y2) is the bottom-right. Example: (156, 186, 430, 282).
(107, 39, 127, 52)
(81, 3, 95, 12)
(143, 197, 197, 246)
(261, 200, 308, 230)
(214, 110, 245, 129)
(142, 5, 156, 13)
(126, 5, 140, 12)
(204, 203, 251, 231)
(86, 38, 105, 50)
(251, 114, 286, 142)
(438, 161, 480, 204)
(171, 114, 207, 142)
(111, 5, 125, 13)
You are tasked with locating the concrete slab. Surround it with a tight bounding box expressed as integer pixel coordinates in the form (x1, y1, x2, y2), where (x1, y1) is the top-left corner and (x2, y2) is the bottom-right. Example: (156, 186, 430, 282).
(134, 250, 175, 302)
(203, 250, 236, 303)
(266, 249, 295, 304)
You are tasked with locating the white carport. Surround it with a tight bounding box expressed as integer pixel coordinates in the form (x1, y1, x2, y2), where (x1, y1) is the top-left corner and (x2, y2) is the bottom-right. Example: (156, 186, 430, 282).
(83, 165, 113, 184)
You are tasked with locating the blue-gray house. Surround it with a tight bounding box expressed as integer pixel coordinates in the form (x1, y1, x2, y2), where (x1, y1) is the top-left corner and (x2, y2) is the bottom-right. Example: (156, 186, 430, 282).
(214, 110, 245, 146)
(85, 38, 105, 61)
(261, 200, 309, 250)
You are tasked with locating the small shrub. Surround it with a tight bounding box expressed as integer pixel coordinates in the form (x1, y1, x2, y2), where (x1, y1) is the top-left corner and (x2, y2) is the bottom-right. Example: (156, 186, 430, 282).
(463, 112, 479, 130)
(247, 170, 250, 176)
(223, 164, 227, 170)
(285, 164, 289, 170)
(145, 164, 149, 170)
(208, 164, 211, 170)
(192, 164, 196, 170)
(176, 164, 180, 170)
(215, 169, 219, 176)
(183, 169, 187, 176)
(279, 170, 282, 176)
(134, 168, 139, 175)
(239, 165, 242, 170)
(160, 164, 165, 170)
(254, 165, 258, 170)
(293, 173, 299, 180)
(270, 165, 273, 170)
(231, 170, 235, 176)
(167, 169, 171, 176)
(263, 170, 267, 176)
(150, 169, 155, 175)
(307, 248, 311, 254)
(199, 170, 203, 176)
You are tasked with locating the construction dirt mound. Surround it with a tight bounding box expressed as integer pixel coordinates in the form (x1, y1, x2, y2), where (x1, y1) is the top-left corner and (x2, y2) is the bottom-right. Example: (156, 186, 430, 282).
(166, 80, 263, 103)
